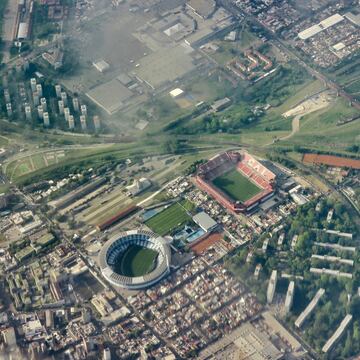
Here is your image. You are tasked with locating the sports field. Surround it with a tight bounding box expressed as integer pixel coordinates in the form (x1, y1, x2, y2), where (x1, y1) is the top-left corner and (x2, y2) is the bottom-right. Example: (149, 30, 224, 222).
(213, 169, 262, 202)
(114, 245, 158, 277)
(145, 201, 192, 236)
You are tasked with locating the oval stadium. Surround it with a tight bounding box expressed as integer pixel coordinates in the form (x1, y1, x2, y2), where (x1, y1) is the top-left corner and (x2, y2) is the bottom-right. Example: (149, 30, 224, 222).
(99, 230, 171, 289)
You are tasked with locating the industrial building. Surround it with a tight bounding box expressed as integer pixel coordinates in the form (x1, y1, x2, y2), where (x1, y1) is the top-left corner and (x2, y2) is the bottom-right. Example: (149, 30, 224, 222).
(86, 79, 133, 115)
(186, 0, 216, 20)
(211, 97, 231, 112)
(133, 45, 196, 90)
(192, 212, 217, 233)
(49, 177, 107, 210)
(126, 178, 151, 196)
(169, 88, 184, 98)
(93, 60, 110, 73)
(298, 13, 344, 40)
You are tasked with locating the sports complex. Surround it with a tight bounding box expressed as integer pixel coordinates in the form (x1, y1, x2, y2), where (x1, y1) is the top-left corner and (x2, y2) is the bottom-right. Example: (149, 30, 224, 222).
(98, 230, 171, 290)
(195, 151, 276, 212)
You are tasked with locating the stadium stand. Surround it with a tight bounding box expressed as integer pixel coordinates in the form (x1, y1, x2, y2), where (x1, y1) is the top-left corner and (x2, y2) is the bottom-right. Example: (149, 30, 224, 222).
(195, 151, 276, 213)
(99, 230, 171, 290)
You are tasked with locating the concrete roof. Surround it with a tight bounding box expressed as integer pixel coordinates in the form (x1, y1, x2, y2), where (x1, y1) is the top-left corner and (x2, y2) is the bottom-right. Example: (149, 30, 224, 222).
(187, 0, 216, 19)
(133, 45, 195, 89)
(169, 88, 184, 98)
(193, 211, 217, 231)
(86, 79, 133, 115)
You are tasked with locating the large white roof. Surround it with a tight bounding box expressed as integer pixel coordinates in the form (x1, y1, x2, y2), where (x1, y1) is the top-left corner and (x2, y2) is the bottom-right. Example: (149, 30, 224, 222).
(169, 88, 184, 98)
(298, 13, 344, 40)
(298, 25, 322, 40)
(320, 13, 344, 29)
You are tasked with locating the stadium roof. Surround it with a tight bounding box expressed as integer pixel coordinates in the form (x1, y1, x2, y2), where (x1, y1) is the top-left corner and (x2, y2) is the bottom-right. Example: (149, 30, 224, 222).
(193, 212, 217, 232)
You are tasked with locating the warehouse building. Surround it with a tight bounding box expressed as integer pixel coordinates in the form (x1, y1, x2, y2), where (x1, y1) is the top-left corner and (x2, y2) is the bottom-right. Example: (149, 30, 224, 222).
(86, 79, 133, 115)
(298, 13, 344, 40)
(186, 0, 216, 19)
(192, 212, 218, 233)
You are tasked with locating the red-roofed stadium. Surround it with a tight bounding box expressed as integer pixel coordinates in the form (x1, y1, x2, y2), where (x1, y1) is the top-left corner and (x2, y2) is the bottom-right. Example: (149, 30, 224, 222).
(195, 151, 276, 213)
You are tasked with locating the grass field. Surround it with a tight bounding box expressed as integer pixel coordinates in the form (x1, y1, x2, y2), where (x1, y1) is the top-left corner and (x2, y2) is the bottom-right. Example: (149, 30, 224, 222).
(145, 201, 192, 236)
(114, 245, 158, 277)
(280, 97, 360, 150)
(213, 169, 262, 202)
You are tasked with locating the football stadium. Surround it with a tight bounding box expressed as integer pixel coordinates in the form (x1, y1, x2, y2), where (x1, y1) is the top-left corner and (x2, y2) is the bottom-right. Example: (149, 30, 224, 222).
(195, 152, 276, 212)
(99, 230, 171, 289)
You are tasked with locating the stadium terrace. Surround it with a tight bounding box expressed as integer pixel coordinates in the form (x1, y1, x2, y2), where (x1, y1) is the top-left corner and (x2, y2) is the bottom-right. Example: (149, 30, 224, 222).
(99, 230, 171, 290)
(195, 151, 276, 213)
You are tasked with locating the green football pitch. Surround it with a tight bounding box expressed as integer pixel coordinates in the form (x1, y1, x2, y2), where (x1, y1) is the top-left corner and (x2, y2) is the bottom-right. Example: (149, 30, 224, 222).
(145, 202, 192, 236)
(114, 245, 158, 277)
(212, 168, 262, 202)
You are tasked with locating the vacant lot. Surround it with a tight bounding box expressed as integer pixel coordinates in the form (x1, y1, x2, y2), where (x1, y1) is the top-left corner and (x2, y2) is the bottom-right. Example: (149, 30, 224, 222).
(114, 245, 158, 277)
(213, 169, 261, 202)
(145, 201, 192, 236)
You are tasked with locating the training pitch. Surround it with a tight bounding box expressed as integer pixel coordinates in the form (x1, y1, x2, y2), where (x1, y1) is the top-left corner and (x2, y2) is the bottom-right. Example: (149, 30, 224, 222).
(145, 202, 191, 236)
(212, 169, 262, 202)
(114, 245, 158, 277)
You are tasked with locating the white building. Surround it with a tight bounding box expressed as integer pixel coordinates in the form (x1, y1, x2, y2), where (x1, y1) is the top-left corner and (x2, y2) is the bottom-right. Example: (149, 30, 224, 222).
(30, 78, 37, 92)
(37, 105, 44, 119)
(36, 84, 43, 97)
(267, 270, 278, 304)
(93, 60, 110, 73)
(55, 84, 62, 98)
(68, 115, 75, 129)
(43, 112, 50, 127)
(295, 288, 325, 328)
(285, 281, 295, 314)
(58, 100, 64, 115)
(80, 115, 87, 130)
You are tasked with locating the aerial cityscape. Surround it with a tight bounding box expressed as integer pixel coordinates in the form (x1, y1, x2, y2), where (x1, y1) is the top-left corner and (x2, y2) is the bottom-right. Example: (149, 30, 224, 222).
(0, 0, 359, 359)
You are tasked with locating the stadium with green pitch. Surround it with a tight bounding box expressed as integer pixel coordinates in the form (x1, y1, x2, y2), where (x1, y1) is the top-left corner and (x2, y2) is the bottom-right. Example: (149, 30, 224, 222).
(144, 200, 193, 236)
(114, 245, 158, 277)
(195, 151, 276, 213)
(99, 230, 171, 289)
(213, 169, 262, 202)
